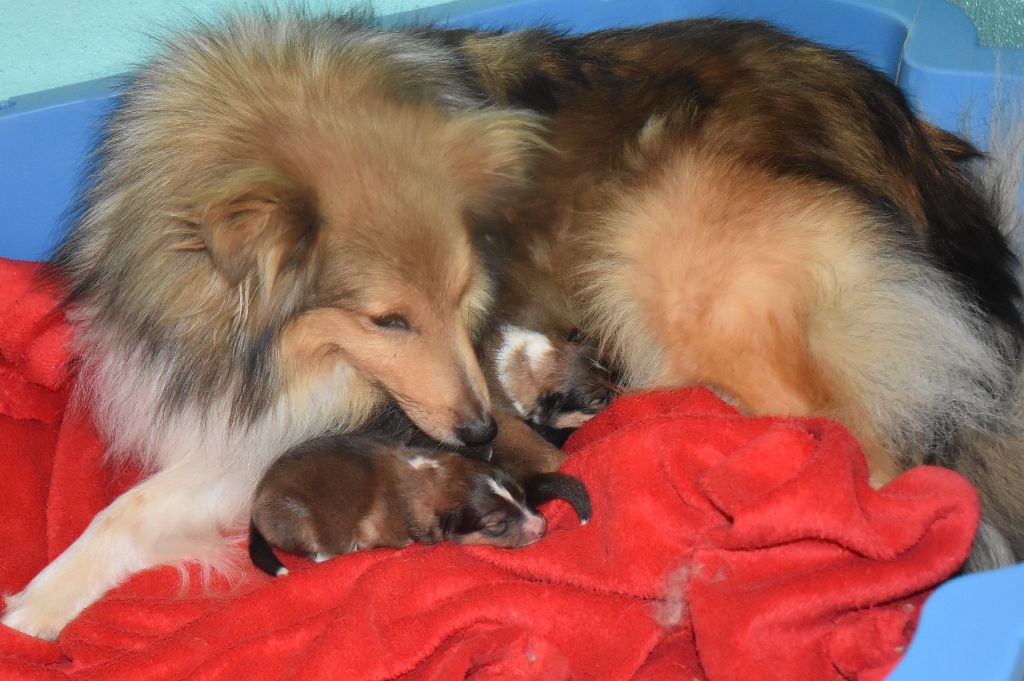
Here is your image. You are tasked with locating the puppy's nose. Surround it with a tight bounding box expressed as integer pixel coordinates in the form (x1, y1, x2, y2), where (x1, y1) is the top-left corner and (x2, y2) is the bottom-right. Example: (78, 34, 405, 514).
(523, 514, 547, 544)
(456, 414, 498, 447)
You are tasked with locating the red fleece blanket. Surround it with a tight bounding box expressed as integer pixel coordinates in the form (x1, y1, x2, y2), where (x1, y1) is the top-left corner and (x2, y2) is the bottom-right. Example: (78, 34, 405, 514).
(0, 257, 979, 680)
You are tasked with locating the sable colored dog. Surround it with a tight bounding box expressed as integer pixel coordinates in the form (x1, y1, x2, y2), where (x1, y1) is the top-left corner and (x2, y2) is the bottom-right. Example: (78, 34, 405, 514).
(471, 21, 1024, 570)
(3, 11, 1023, 639)
(2, 13, 557, 639)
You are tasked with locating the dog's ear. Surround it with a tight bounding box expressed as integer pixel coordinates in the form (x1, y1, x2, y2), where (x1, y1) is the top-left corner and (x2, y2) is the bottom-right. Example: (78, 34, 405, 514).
(195, 168, 317, 287)
(443, 110, 548, 214)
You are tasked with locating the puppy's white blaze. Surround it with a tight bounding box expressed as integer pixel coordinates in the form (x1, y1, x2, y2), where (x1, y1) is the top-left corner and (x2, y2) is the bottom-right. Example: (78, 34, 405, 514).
(407, 455, 442, 470)
(485, 476, 517, 504)
(494, 325, 555, 417)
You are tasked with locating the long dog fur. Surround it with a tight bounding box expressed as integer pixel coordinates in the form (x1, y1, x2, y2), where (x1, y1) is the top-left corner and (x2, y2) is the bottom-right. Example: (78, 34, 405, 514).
(3, 12, 1022, 639)
(460, 20, 1024, 561)
(2, 12, 552, 639)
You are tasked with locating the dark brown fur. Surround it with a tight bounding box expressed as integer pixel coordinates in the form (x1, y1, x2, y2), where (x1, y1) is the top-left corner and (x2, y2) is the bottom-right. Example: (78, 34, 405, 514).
(249, 433, 591, 576)
(451, 20, 1024, 564)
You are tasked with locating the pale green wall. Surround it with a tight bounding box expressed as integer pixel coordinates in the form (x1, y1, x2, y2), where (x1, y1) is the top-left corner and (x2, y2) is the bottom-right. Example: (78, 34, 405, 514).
(0, 0, 448, 99)
(1, 0, 1022, 100)
(950, 0, 1024, 48)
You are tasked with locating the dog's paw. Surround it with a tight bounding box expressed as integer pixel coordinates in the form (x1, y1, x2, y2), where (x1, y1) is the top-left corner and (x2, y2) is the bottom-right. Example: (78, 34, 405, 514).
(493, 325, 616, 429)
(1, 592, 69, 640)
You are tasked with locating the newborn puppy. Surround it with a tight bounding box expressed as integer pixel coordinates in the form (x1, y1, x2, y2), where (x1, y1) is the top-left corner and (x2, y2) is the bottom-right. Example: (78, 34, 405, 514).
(491, 326, 619, 446)
(249, 434, 591, 576)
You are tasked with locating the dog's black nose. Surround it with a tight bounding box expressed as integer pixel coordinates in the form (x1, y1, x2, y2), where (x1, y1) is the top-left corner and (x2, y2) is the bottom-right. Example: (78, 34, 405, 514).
(457, 415, 498, 447)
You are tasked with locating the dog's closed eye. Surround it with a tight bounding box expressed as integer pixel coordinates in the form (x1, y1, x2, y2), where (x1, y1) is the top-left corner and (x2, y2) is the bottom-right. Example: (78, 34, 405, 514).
(371, 314, 412, 331)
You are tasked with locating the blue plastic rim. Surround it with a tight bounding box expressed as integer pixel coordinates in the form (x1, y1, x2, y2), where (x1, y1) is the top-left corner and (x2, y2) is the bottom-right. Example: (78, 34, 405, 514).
(3, 0, 1023, 264)
(1, 1, 1022, 678)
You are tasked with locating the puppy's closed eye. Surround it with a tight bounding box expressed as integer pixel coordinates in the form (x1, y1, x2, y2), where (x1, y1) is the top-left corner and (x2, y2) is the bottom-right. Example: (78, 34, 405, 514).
(480, 519, 508, 537)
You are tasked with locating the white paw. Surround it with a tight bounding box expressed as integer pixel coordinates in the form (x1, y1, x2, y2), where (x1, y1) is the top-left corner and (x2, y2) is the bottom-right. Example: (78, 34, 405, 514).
(1, 592, 69, 640)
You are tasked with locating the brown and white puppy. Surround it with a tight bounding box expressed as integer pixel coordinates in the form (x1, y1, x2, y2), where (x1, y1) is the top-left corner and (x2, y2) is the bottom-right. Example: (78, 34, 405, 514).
(248, 434, 591, 577)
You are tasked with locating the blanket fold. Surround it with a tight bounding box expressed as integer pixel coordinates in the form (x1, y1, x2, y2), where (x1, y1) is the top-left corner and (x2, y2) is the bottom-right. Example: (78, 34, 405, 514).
(0, 257, 978, 680)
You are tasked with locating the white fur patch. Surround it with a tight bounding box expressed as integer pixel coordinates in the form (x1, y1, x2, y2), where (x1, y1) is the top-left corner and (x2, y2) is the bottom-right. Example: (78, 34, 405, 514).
(0, 308, 384, 637)
(652, 566, 692, 628)
(494, 325, 556, 416)
(0, 463, 251, 639)
(486, 477, 540, 525)
(407, 455, 441, 471)
(276, 567, 289, 577)
(283, 496, 310, 518)
(486, 477, 517, 505)
(313, 552, 333, 564)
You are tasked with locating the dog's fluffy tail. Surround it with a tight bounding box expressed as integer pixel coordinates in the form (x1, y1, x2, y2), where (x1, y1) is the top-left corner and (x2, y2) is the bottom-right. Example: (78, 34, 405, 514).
(249, 521, 288, 577)
(958, 98, 1024, 571)
(956, 424, 1024, 568)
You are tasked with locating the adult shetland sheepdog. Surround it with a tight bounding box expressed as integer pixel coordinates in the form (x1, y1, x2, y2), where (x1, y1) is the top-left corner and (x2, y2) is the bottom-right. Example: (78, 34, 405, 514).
(468, 20, 1024, 568)
(1, 13, 556, 639)
(4, 11, 1023, 640)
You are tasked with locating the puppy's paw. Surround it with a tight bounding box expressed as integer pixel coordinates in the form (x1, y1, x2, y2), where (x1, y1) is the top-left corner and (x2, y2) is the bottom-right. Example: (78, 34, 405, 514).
(1, 591, 69, 640)
(493, 325, 616, 430)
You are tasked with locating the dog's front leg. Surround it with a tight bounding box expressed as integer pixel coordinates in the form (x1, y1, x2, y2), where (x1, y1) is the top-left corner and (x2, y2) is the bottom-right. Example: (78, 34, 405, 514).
(488, 408, 567, 480)
(1, 463, 248, 640)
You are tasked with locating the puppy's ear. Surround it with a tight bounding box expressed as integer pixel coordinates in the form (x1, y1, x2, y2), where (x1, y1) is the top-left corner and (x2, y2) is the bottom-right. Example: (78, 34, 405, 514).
(195, 168, 317, 287)
(439, 504, 470, 540)
(442, 109, 548, 214)
(438, 508, 458, 539)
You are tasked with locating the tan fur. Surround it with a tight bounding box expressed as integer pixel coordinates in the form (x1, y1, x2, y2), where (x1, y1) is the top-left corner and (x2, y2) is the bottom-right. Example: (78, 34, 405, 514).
(465, 21, 1023, 514)
(2, 14, 549, 639)
(571, 150, 907, 480)
(8, 12, 1020, 642)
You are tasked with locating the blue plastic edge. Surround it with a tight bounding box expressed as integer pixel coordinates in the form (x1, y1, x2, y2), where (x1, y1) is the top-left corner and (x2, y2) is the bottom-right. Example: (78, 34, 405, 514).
(888, 563, 1024, 681)
(3, 0, 1021, 262)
